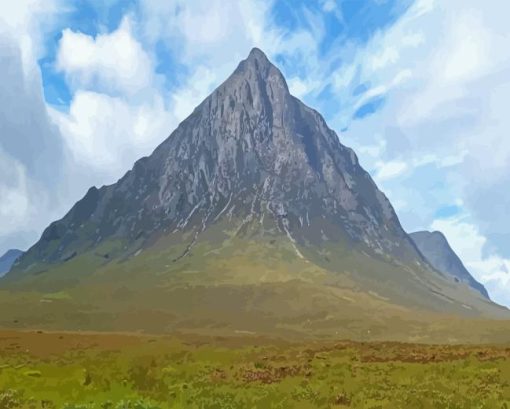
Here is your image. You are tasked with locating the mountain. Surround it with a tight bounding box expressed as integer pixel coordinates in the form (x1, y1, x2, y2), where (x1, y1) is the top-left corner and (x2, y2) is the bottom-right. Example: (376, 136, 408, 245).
(1, 48, 508, 341)
(14, 48, 420, 267)
(410, 231, 490, 299)
(0, 249, 23, 277)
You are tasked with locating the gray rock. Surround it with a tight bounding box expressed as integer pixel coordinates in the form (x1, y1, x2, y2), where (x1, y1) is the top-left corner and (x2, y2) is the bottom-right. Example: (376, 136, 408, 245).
(410, 230, 490, 299)
(0, 249, 23, 276)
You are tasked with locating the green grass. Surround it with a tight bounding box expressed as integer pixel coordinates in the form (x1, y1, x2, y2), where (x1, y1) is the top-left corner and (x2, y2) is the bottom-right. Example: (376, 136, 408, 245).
(1, 331, 510, 408)
(2, 230, 510, 343)
(2, 220, 509, 345)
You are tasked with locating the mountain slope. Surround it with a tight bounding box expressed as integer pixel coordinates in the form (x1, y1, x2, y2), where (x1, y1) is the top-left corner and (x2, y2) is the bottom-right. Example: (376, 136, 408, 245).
(1, 48, 508, 340)
(0, 249, 23, 277)
(410, 230, 490, 299)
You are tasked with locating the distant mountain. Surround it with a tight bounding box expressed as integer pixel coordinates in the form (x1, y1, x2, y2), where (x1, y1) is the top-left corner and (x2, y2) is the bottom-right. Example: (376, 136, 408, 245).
(0, 249, 23, 277)
(410, 231, 489, 299)
(1, 49, 507, 340)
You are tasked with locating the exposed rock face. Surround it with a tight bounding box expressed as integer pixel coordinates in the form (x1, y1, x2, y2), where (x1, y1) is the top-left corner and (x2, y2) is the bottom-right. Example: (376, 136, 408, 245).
(410, 231, 490, 299)
(0, 249, 23, 277)
(17, 48, 424, 268)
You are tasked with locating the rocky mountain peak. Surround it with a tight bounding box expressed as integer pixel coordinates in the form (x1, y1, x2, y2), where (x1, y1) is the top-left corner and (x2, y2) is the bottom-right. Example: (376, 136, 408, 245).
(240, 47, 273, 73)
(198, 47, 291, 142)
(232, 47, 289, 94)
(14, 48, 423, 268)
(247, 47, 270, 62)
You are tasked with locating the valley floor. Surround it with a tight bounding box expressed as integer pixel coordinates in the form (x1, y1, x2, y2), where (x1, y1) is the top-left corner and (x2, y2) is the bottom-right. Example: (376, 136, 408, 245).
(0, 330, 509, 408)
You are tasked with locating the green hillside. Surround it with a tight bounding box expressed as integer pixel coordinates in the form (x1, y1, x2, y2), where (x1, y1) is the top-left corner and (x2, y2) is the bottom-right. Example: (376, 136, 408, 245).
(2, 220, 509, 343)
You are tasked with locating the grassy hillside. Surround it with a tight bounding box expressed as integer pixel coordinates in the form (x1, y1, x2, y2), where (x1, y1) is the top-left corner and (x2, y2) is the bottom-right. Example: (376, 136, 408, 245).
(1, 221, 509, 343)
(1, 330, 509, 408)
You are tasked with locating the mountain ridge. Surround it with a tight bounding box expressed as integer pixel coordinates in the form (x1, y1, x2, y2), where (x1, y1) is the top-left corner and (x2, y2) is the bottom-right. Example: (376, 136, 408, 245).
(410, 230, 490, 299)
(0, 249, 23, 277)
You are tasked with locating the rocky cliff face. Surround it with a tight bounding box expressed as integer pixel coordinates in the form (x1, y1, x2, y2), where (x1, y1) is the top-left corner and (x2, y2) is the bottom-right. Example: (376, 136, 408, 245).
(410, 231, 490, 299)
(16, 48, 424, 269)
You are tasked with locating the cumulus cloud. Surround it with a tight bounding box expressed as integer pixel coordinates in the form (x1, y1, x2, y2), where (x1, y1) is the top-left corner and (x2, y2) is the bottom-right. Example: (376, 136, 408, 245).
(56, 17, 154, 96)
(374, 160, 408, 181)
(0, 3, 67, 254)
(169, 66, 218, 123)
(0, 149, 30, 237)
(49, 13, 183, 189)
(0, 0, 61, 72)
(139, 0, 280, 65)
(50, 91, 172, 179)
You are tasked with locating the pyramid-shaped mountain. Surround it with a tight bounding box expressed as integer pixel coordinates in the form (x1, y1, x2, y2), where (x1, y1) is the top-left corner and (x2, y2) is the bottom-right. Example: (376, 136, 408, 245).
(16, 49, 419, 265)
(3, 49, 508, 341)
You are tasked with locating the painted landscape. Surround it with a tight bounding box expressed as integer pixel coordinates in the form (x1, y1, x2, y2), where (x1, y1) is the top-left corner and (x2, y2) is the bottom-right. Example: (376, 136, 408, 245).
(1, 1, 510, 408)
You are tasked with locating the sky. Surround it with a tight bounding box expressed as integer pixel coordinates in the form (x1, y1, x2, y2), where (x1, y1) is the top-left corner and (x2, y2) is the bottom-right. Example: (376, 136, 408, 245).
(1, 0, 510, 306)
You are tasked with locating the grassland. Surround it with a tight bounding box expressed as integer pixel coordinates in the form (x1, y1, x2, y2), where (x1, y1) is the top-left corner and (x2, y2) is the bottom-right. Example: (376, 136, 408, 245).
(1, 330, 510, 408)
(3, 230, 510, 344)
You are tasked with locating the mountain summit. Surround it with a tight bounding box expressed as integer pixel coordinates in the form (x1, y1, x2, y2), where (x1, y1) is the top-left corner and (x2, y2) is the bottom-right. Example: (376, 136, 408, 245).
(3, 49, 508, 340)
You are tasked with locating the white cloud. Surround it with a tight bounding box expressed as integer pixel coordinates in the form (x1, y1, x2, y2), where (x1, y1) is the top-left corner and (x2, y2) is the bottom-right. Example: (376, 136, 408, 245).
(321, 0, 336, 13)
(50, 90, 172, 181)
(0, 0, 61, 74)
(356, 138, 387, 158)
(439, 11, 490, 83)
(0, 150, 30, 236)
(0, 146, 48, 254)
(52, 15, 179, 185)
(431, 217, 486, 266)
(374, 160, 408, 181)
(169, 66, 218, 122)
(287, 76, 322, 99)
(56, 17, 154, 96)
(0, 2, 69, 254)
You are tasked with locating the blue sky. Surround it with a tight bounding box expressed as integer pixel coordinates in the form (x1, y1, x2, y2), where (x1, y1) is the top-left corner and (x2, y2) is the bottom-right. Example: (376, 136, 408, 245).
(1, 0, 510, 306)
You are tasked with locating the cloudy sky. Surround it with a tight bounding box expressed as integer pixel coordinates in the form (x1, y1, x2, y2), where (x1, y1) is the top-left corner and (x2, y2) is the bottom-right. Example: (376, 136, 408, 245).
(1, 0, 510, 305)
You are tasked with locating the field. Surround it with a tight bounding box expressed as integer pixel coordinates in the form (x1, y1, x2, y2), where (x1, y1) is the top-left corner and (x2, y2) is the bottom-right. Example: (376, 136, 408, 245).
(1, 330, 510, 408)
